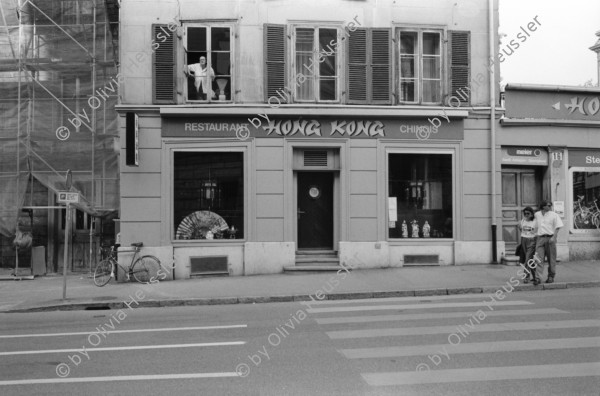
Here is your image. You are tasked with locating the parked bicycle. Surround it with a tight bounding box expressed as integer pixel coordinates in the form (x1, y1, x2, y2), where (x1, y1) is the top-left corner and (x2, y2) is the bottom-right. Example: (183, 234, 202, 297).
(573, 195, 600, 229)
(93, 242, 161, 287)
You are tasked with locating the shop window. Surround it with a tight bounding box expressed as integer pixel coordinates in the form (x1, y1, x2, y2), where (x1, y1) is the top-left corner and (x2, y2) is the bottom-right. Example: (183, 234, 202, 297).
(388, 153, 453, 239)
(184, 25, 233, 102)
(572, 170, 600, 232)
(173, 152, 243, 240)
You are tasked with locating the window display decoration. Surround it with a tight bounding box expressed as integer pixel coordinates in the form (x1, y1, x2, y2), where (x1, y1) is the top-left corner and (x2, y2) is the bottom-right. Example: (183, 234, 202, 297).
(401, 220, 408, 238)
(176, 210, 229, 240)
(200, 168, 221, 209)
(411, 220, 419, 238)
(228, 225, 238, 239)
(423, 221, 430, 237)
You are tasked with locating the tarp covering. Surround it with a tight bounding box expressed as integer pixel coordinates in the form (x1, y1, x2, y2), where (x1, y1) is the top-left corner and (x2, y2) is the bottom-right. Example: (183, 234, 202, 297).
(0, 0, 119, 237)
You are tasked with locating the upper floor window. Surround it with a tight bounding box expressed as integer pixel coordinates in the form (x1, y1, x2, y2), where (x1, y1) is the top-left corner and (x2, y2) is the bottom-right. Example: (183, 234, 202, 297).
(61, 0, 93, 25)
(150, 23, 469, 106)
(184, 25, 233, 102)
(293, 27, 340, 102)
(398, 30, 442, 104)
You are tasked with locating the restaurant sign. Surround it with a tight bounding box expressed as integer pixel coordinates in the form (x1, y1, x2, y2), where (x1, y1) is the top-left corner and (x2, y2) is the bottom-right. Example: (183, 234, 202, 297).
(162, 117, 464, 140)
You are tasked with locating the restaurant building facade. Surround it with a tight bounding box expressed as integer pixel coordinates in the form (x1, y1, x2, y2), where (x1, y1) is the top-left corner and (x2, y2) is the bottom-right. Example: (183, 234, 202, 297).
(117, 0, 504, 277)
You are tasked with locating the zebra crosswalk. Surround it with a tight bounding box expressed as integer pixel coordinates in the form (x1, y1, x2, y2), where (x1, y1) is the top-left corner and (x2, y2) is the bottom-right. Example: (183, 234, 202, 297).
(302, 293, 600, 393)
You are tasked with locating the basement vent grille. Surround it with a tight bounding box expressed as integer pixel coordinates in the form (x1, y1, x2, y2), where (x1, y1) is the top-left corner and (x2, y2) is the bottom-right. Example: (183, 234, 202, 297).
(403, 255, 440, 266)
(303, 150, 328, 166)
(190, 256, 229, 275)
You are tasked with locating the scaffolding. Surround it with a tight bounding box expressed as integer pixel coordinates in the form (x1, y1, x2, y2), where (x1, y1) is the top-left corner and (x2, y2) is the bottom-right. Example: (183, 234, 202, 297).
(0, 0, 120, 273)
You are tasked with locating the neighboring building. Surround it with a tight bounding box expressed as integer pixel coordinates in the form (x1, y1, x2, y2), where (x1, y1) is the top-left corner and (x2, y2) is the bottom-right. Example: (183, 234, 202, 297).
(500, 84, 600, 260)
(118, 0, 503, 277)
(0, 0, 119, 273)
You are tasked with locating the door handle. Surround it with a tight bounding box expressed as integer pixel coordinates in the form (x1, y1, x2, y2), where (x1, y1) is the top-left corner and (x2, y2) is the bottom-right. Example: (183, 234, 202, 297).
(297, 209, 306, 214)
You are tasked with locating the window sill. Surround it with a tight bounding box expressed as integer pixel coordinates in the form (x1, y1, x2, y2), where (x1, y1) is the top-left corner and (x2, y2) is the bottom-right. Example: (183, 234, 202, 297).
(568, 233, 600, 241)
(388, 239, 454, 245)
(172, 239, 246, 247)
(159, 105, 469, 118)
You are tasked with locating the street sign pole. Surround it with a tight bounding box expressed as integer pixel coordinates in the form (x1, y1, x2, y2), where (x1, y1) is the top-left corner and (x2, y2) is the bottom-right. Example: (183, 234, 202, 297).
(62, 203, 71, 300)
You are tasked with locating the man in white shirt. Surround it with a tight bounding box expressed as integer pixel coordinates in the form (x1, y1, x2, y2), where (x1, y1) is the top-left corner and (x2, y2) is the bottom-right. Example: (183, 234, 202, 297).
(534, 200, 563, 284)
(185, 56, 215, 100)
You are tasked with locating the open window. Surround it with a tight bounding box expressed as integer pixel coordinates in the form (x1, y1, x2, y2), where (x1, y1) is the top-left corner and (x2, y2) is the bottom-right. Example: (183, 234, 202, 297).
(184, 25, 233, 102)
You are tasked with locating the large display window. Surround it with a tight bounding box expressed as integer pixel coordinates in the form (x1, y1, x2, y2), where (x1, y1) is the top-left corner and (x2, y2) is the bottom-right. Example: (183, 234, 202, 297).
(388, 153, 453, 239)
(173, 152, 244, 240)
(571, 167, 600, 233)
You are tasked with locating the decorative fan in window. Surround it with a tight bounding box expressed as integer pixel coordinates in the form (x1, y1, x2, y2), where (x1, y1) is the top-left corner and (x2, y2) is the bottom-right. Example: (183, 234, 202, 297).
(176, 211, 229, 240)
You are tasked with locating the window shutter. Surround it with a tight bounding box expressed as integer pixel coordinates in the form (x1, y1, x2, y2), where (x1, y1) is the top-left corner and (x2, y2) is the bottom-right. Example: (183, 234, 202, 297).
(264, 24, 287, 102)
(152, 24, 176, 104)
(370, 28, 392, 104)
(347, 28, 367, 104)
(449, 30, 470, 106)
(347, 28, 391, 104)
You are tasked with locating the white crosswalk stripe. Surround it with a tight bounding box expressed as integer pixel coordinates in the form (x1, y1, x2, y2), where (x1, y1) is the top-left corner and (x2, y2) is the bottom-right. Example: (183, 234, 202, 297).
(326, 319, 600, 339)
(362, 362, 600, 386)
(309, 295, 600, 389)
(315, 307, 567, 324)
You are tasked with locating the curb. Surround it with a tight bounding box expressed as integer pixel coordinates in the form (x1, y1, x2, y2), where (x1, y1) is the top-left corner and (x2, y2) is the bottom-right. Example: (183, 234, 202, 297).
(3, 280, 599, 313)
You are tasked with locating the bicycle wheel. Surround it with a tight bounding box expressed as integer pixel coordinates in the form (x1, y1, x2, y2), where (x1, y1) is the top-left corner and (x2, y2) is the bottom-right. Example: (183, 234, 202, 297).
(131, 255, 161, 284)
(93, 259, 113, 287)
(593, 213, 600, 229)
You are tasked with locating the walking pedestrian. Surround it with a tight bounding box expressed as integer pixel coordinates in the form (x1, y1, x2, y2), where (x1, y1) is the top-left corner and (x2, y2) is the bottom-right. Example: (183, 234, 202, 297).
(534, 200, 563, 284)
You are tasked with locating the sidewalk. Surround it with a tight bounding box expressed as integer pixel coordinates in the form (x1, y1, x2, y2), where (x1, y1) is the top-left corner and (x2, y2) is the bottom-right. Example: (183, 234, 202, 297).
(0, 261, 598, 313)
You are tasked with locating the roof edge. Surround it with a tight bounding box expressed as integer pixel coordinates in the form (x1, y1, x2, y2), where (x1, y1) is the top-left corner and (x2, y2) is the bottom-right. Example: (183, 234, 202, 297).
(504, 83, 600, 94)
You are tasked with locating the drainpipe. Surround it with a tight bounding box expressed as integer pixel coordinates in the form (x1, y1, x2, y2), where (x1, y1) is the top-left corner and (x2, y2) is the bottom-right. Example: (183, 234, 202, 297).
(489, 0, 497, 263)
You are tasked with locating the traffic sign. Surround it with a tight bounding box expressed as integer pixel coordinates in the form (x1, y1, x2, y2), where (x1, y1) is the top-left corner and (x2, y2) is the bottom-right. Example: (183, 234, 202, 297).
(57, 191, 80, 204)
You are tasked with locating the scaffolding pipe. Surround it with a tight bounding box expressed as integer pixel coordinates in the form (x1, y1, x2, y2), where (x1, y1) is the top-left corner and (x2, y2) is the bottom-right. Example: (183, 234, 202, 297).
(0, 0, 17, 59)
(89, 0, 98, 274)
(32, 77, 94, 132)
(25, 0, 93, 56)
(16, 0, 24, 232)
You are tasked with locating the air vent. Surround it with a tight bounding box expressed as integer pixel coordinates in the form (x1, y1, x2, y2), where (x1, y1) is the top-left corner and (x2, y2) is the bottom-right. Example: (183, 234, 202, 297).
(303, 150, 328, 167)
(190, 256, 229, 275)
(403, 255, 440, 266)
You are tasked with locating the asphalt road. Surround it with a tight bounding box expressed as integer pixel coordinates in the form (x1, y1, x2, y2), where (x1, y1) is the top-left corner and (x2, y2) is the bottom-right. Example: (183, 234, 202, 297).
(0, 288, 598, 396)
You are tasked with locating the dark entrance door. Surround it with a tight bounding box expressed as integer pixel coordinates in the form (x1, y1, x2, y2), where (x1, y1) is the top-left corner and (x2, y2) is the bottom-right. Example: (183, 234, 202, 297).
(297, 172, 334, 249)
